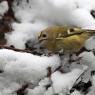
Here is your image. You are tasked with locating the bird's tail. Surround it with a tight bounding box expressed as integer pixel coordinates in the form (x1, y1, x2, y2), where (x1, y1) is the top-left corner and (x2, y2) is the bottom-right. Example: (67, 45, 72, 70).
(84, 29, 95, 33)
(84, 29, 95, 36)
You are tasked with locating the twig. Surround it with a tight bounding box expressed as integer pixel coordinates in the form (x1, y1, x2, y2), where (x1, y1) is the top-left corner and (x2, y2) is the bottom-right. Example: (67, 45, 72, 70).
(47, 67, 52, 77)
(10, 83, 31, 95)
(0, 45, 43, 55)
(0, 45, 32, 53)
(72, 66, 88, 87)
(16, 83, 29, 95)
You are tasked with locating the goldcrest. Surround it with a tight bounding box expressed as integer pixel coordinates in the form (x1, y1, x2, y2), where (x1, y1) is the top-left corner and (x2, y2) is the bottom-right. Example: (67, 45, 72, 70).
(38, 26, 95, 54)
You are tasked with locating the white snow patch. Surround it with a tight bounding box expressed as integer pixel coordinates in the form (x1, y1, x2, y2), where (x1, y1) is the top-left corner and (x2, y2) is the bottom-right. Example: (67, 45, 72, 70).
(51, 67, 87, 94)
(0, 49, 60, 84)
(0, 1, 8, 18)
(79, 52, 95, 70)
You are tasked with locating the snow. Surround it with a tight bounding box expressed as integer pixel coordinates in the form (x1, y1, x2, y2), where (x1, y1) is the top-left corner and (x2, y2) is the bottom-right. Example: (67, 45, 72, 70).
(85, 37, 95, 50)
(44, 87, 54, 95)
(79, 52, 95, 70)
(0, 48, 60, 94)
(1, 0, 95, 95)
(0, 76, 20, 95)
(27, 86, 46, 95)
(12, 0, 95, 27)
(0, 1, 8, 18)
(0, 49, 60, 84)
(70, 8, 95, 29)
(87, 75, 95, 95)
(51, 67, 87, 94)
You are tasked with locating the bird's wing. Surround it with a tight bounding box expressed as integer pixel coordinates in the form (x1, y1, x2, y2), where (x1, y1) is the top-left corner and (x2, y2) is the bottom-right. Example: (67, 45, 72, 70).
(84, 29, 95, 33)
(56, 28, 95, 40)
(56, 31, 84, 40)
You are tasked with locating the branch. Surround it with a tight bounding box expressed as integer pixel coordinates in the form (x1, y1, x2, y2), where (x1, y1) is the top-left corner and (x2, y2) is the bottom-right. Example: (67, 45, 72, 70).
(72, 66, 88, 87)
(16, 83, 29, 95)
(0, 45, 32, 53)
(0, 45, 43, 55)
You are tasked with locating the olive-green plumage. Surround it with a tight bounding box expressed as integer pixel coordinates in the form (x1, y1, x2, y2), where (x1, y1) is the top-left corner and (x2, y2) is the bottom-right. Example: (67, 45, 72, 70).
(38, 26, 95, 54)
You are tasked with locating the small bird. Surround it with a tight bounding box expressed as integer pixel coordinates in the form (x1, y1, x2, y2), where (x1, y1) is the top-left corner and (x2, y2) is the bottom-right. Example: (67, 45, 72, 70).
(38, 26, 95, 54)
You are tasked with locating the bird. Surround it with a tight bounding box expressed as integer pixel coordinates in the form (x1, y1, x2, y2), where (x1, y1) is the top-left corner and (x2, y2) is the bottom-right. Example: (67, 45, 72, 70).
(38, 26, 95, 54)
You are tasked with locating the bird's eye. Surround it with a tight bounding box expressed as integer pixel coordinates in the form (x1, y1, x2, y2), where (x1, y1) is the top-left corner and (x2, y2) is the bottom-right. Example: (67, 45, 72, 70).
(69, 28, 74, 32)
(42, 34, 47, 38)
